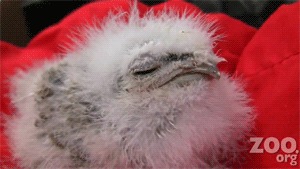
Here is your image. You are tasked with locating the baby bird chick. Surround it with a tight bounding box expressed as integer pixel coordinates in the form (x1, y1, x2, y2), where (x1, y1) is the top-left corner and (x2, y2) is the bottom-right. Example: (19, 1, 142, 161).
(7, 4, 254, 169)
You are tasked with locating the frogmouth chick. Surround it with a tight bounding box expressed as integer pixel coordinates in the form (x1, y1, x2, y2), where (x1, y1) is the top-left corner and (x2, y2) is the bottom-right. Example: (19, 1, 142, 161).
(6, 4, 254, 169)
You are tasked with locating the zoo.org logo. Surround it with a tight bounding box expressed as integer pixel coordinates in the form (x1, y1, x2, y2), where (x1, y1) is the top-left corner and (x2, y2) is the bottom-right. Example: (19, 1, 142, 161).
(250, 137, 299, 166)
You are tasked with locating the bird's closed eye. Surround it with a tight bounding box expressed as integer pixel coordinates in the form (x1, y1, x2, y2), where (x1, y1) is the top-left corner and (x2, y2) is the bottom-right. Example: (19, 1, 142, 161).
(133, 67, 158, 76)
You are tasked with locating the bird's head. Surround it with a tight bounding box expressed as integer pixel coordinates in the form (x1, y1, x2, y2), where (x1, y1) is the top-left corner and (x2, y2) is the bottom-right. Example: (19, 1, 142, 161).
(121, 50, 222, 92)
(77, 10, 224, 97)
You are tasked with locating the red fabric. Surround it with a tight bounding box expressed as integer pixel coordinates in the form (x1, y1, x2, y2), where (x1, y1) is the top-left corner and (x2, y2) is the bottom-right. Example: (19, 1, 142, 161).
(236, 3, 299, 168)
(0, 0, 298, 168)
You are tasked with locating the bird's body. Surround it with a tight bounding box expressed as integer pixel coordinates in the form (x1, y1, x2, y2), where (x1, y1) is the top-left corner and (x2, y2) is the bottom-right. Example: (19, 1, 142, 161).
(6, 5, 254, 169)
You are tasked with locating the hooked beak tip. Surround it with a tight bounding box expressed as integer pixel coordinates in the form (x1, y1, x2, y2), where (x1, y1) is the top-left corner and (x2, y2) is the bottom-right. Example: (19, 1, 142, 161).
(197, 62, 221, 80)
(213, 70, 221, 79)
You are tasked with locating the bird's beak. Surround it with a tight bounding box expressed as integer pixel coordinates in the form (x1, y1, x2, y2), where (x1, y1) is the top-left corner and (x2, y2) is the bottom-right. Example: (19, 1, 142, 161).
(179, 61, 221, 79)
(194, 62, 221, 79)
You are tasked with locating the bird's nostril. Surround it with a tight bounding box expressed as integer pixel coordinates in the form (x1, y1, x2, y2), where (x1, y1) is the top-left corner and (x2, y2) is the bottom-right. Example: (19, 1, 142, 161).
(192, 61, 197, 67)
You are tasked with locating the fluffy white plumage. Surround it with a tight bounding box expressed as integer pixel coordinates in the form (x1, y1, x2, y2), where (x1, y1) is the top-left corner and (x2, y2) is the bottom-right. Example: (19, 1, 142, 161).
(6, 3, 254, 169)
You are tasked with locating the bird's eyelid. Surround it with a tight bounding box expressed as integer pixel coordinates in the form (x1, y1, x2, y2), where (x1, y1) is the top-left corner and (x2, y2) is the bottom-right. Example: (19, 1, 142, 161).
(129, 60, 161, 71)
(128, 53, 161, 73)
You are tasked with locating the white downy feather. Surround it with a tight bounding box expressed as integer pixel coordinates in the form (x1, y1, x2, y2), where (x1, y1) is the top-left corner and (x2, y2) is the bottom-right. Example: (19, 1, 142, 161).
(5, 2, 254, 168)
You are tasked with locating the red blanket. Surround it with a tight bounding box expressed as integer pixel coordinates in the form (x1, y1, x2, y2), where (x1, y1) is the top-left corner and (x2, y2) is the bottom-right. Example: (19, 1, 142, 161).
(1, 0, 299, 168)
